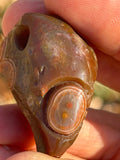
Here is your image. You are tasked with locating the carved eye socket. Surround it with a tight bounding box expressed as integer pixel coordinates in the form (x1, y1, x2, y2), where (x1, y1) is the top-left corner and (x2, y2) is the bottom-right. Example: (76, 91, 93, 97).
(47, 84, 87, 135)
(14, 25, 30, 50)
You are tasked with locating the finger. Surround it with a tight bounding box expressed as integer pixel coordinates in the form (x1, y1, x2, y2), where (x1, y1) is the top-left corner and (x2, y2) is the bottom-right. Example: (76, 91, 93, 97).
(96, 49, 120, 92)
(0, 104, 35, 150)
(0, 145, 21, 160)
(67, 108, 120, 159)
(62, 153, 84, 160)
(45, 0, 120, 61)
(2, 0, 48, 36)
(6, 151, 72, 160)
(1, 105, 120, 159)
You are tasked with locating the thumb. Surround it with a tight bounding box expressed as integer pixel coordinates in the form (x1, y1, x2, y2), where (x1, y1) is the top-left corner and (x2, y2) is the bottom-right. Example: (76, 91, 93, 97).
(6, 151, 75, 160)
(6, 151, 58, 160)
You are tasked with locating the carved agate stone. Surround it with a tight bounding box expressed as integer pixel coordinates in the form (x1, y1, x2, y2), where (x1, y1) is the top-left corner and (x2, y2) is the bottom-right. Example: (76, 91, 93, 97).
(0, 13, 97, 157)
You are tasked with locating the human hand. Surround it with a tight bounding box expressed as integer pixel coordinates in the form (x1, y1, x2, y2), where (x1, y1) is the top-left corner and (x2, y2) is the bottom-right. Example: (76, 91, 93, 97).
(1, 0, 120, 160)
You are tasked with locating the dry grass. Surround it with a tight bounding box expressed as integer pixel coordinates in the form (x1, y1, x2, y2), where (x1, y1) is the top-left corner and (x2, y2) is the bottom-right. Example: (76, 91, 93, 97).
(0, 0, 16, 33)
(0, 0, 16, 104)
(0, 0, 15, 11)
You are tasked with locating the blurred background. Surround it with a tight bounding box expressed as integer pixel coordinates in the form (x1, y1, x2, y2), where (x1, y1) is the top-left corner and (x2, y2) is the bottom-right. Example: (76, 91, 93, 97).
(0, 0, 120, 114)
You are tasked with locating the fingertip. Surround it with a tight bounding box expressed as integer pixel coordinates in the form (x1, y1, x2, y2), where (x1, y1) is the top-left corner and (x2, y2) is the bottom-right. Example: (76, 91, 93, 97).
(0, 104, 35, 149)
(6, 151, 31, 160)
(2, 0, 48, 36)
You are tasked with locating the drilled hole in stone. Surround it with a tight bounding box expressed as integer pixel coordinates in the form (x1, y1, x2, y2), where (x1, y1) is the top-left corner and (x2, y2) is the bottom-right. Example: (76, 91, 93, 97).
(14, 25, 30, 50)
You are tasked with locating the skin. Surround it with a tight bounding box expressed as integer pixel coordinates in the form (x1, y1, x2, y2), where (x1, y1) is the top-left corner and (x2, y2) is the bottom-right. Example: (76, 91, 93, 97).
(0, 0, 120, 159)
